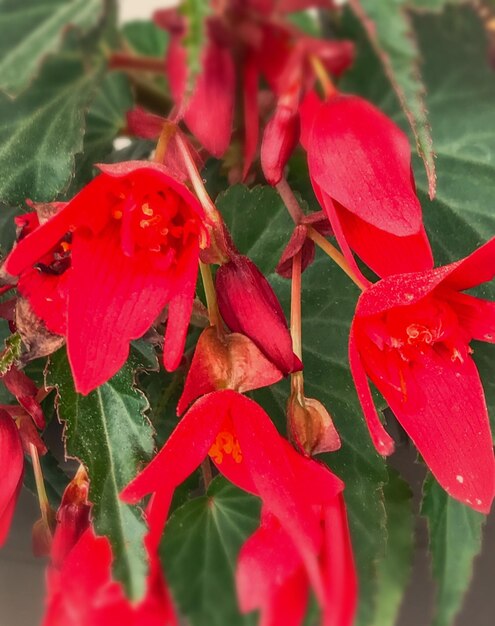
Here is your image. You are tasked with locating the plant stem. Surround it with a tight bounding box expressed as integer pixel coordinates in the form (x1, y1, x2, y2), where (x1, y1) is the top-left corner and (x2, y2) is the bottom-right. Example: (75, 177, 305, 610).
(276, 177, 305, 224)
(307, 226, 367, 291)
(199, 261, 222, 329)
(29, 443, 52, 530)
(310, 55, 337, 98)
(201, 458, 213, 490)
(109, 52, 165, 74)
(290, 251, 303, 361)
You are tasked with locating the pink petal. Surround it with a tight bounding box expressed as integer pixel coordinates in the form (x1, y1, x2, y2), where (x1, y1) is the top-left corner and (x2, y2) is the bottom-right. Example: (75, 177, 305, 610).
(308, 94, 423, 236)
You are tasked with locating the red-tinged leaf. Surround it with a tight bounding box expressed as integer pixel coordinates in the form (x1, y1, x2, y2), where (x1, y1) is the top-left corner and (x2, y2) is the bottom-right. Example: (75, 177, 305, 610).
(348, 0, 436, 198)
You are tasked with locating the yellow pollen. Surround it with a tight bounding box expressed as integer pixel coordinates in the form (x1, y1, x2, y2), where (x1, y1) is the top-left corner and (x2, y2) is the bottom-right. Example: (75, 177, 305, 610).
(208, 431, 243, 465)
(142, 203, 154, 216)
(140, 219, 150, 228)
(60, 241, 71, 253)
(113, 209, 123, 220)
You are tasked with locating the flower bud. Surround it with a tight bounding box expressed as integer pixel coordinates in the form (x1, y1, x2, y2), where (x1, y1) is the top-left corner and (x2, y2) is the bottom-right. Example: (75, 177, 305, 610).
(261, 104, 300, 186)
(215, 255, 301, 375)
(178, 326, 283, 414)
(288, 389, 341, 456)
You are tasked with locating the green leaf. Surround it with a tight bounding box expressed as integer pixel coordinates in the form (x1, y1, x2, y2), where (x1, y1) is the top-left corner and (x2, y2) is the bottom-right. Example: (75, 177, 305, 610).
(0, 44, 104, 205)
(24, 450, 70, 508)
(46, 349, 155, 601)
(421, 475, 485, 626)
(371, 469, 414, 626)
(162, 476, 261, 626)
(123, 20, 169, 57)
(0, 332, 22, 375)
(0, 0, 105, 97)
(179, 0, 211, 98)
(348, 0, 436, 196)
(217, 184, 388, 624)
(71, 71, 133, 188)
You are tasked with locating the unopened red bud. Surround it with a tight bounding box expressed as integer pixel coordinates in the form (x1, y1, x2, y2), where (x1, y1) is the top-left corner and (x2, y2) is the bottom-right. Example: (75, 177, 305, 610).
(215, 255, 301, 375)
(178, 327, 283, 414)
(0, 409, 24, 547)
(17, 413, 47, 456)
(261, 105, 300, 186)
(288, 392, 341, 456)
(51, 467, 91, 569)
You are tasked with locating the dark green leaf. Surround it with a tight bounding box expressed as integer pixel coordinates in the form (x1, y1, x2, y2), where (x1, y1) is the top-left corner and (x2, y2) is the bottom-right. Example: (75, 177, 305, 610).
(72, 71, 133, 188)
(0, 0, 105, 96)
(123, 20, 169, 57)
(371, 469, 414, 626)
(162, 476, 261, 626)
(0, 44, 104, 205)
(24, 450, 70, 508)
(348, 0, 436, 196)
(421, 475, 485, 626)
(46, 349, 155, 600)
(217, 184, 388, 624)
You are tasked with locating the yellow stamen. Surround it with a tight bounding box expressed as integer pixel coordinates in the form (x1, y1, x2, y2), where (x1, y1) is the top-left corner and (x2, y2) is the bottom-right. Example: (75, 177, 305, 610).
(142, 203, 154, 216)
(113, 209, 123, 220)
(208, 431, 243, 464)
(60, 241, 71, 253)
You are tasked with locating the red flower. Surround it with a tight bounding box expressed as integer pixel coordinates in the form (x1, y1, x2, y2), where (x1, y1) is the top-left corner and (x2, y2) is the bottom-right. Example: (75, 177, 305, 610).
(43, 468, 178, 626)
(0, 409, 23, 547)
(5, 162, 208, 394)
(350, 238, 495, 512)
(215, 254, 302, 374)
(2, 366, 45, 429)
(122, 390, 351, 612)
(238, 477, 356, 626)
(300, 92, 433, 281)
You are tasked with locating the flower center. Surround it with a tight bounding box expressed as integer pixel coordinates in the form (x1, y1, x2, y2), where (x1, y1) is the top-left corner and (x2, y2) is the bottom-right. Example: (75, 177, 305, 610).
(111, 187, 202, 259)
(368, 295, 468, 364)
(208, 431, 243, 464)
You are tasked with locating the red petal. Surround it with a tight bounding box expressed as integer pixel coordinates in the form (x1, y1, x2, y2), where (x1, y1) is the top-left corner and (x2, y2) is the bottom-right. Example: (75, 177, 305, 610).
(66, 226, 175, 394)
(299, 90, 322, 148)
(442, 235, 495, 292)
(338, 202, 433, 277)
(321, 494, 357, 626)
(17, 269, 68, 335)
(127, 107, 165, 139)
(237, 511, 308, 626)
(446, 291, 495, 343)
(348, 327, 395, 455)
(226, 392, 325, 603)
(168, 36, 235, 157)
(0, 410, 23, 546)
(261, 105, 300, 186)
(121, 393, 225, 505)
(375, 351, 495, 512)
(276, 225, 315, 278)
(163, 252, 199, 371)
(243, 54, 260, 180)
(308, 94, 423, 236)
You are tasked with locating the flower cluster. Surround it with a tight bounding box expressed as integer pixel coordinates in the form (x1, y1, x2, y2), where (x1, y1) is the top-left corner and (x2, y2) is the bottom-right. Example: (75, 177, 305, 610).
(0, 1, 494, 625)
